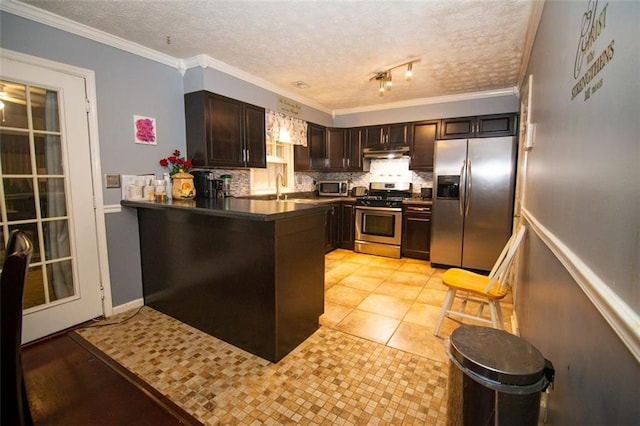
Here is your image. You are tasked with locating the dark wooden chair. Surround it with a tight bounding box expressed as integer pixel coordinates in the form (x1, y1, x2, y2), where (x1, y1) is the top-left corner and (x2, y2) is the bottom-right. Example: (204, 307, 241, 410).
(1, 230, 34, 426)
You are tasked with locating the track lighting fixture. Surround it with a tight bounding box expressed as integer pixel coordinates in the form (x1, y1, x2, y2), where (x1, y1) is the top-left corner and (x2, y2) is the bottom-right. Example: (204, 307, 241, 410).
(370, 58, 420, 95)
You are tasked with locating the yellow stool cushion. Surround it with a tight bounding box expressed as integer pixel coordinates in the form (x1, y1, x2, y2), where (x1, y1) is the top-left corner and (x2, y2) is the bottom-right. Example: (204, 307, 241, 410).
(442, 268, 508, 299)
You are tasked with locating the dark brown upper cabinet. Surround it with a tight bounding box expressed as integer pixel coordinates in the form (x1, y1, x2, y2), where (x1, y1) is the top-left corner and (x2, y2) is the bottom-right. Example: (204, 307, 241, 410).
(364, 123, 411, 147)
(409, 120, 439, 171)
(347, 127, 364, 172)
(296, 125, 363, 172)
(185, 91, 266, 168)
(439, 113, 517, 139)
(326, 128, 347, 171)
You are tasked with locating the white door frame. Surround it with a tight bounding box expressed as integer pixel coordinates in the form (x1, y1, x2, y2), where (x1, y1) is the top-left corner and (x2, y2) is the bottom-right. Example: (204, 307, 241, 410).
(1, 48, 113, 318)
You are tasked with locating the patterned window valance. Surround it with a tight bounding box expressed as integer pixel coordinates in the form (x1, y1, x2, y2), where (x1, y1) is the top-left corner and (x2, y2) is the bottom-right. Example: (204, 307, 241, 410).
(266, 109, 308, 147)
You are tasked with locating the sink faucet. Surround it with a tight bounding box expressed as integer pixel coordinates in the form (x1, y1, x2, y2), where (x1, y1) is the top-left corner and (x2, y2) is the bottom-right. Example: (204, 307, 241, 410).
(276, 173, 285, 201)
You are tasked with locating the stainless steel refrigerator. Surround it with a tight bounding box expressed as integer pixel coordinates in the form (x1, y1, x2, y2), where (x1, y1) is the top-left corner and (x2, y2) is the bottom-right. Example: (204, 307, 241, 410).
(431, 137, 516, 271)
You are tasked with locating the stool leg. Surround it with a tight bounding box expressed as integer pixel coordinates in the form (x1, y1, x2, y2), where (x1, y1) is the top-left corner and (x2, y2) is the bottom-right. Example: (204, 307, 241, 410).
(434, 288, 456, 336)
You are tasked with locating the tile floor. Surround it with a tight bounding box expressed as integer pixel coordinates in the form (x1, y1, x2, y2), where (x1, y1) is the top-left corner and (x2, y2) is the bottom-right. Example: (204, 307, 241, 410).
(77, 249, 513, 425)
(321, 249, 512, 364)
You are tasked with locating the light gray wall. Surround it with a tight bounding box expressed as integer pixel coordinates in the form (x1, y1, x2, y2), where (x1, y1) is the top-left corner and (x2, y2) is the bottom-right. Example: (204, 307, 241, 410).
(1, 11, 186, 306)
(517, 1, 639, 423)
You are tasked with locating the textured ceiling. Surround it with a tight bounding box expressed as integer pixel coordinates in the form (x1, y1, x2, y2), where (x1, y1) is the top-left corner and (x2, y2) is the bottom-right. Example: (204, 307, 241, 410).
(18, 0, 534, 112)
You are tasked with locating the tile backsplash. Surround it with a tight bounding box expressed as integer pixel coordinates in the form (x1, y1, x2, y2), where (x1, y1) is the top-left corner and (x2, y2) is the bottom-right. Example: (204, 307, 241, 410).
(205, 160, 433, 197)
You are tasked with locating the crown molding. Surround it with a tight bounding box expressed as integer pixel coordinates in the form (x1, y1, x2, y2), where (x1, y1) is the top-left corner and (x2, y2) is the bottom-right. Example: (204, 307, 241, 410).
(333, 87, 519, 116)
(0, 0, 179, 68)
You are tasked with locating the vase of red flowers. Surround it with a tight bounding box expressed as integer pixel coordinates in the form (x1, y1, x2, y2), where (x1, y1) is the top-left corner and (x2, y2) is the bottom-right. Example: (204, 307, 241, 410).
(159, 149, 193, 177)
(159, 149, 195, 199)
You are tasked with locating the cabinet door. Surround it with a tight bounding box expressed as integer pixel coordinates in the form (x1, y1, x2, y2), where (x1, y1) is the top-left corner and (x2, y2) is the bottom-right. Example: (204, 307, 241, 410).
(325, 203, 341, 253)
(364, 125, 383, 147)
(207, 94, 245, 167)
(244, 104, 267, 168)
(410, 120, 438, 171)
(348, 128, 363, 171)
(327, 128, 347, 171)
(439, 116, 475, 140)
(185, 91, 208, 167)
(339, 202, 355, 250)
(308, 123, 326, 170)
(294, 145, 310, 171)
(386, 123, 410, 145)
(477, 113, 517, 137)
(402, 205, 432, 259)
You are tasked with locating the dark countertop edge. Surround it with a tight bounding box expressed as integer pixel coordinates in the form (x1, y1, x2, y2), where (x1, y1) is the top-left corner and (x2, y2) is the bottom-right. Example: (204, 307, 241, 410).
(121, 199, 329, 222)
(403, 199, 433, 205)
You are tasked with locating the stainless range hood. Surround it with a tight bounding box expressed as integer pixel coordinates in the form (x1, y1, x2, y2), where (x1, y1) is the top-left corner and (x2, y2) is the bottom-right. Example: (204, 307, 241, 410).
(362, 144, 410, 159)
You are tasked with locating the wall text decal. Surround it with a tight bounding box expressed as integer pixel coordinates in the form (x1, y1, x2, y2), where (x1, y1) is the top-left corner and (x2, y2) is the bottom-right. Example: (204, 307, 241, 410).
(571, 0, 615, 101)
(277, 96, 302, 117)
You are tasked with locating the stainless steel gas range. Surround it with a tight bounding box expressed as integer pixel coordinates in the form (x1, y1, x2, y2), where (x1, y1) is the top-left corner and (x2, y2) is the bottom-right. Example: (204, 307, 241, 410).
(354, 182, 412, 258)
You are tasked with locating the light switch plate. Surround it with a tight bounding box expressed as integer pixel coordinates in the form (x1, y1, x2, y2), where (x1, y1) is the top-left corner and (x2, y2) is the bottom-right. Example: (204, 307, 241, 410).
(105, 174, 121, 188)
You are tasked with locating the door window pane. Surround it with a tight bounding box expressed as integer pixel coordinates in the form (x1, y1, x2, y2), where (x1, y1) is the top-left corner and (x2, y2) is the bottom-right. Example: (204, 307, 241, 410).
(4, 178, 36, 221)
(8, 222, 40, 264)
(0, 130, 32, 174)
(43, 219, 71, 260)
(31, 87, 60, 132)
(47, 260, 74, 301)
(0, 81, 28, 129)
(34, 135, 63, 175)
(23, 265, 46, 309)
(38, 178, 67, 218)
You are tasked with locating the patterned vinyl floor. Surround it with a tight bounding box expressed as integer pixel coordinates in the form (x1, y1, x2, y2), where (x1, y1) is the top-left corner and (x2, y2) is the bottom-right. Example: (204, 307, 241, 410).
(77, 250, 511, 425)
(78, 307, 448, 425)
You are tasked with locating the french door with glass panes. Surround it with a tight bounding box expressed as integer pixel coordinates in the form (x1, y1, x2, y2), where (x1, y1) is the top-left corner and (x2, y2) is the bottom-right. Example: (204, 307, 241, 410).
(0, 56, 103, 343)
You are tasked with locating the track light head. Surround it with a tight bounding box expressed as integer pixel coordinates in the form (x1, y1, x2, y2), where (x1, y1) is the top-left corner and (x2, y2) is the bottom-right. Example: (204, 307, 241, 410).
(405, 62, 413, 80)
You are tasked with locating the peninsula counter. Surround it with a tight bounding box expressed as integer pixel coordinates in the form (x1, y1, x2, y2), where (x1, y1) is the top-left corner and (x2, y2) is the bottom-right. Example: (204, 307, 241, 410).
(122, 198, 328, 362)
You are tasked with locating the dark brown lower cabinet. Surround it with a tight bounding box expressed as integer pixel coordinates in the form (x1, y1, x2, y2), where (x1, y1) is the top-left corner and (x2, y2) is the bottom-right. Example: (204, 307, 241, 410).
(339, 202, 355, 250)
(134, 207, 325, 362)
(325, 202, 341, 252)
(402, 204, 432, 260)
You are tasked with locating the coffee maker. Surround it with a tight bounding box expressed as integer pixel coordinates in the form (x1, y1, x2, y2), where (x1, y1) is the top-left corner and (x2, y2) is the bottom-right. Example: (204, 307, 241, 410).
(192, 170, 224, 199)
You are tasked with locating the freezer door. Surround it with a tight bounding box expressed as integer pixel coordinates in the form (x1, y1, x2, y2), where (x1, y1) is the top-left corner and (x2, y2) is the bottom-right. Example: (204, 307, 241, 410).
(431, 139, 467, 267)
(462, 137, 516, 270)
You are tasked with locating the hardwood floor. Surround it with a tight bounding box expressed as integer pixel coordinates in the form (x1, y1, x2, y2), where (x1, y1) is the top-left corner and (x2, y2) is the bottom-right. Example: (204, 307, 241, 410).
(21, 331, 199, 425)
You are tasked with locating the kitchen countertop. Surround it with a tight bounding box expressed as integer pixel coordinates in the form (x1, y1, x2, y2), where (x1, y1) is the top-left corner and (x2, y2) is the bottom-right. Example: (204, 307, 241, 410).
(121, 197, 329, 221)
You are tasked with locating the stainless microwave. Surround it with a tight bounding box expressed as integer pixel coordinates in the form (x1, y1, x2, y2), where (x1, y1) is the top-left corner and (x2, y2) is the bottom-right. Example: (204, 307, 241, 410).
(317, 180, 349, 197)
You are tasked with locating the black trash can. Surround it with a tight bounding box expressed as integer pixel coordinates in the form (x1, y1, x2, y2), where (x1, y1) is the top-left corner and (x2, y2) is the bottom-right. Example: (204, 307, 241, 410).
(446, 325, 554, 426)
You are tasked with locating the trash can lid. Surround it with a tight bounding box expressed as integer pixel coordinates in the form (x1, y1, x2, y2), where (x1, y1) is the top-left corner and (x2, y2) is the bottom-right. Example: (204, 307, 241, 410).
(449, 325, 546, 387)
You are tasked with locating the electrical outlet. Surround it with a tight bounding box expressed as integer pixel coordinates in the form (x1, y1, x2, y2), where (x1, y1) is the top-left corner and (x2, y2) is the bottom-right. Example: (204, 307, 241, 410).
(105, 174, 121, 188)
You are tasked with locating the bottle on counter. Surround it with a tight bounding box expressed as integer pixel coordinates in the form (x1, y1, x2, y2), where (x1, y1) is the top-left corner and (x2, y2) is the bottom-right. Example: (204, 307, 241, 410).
(163, 172, 172, 200)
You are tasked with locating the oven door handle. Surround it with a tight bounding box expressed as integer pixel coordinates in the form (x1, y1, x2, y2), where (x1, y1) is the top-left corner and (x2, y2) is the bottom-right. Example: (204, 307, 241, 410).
(355, 206, 403, 212)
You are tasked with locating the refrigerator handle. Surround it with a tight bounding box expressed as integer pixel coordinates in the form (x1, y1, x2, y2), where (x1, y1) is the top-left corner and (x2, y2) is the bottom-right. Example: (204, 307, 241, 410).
(459, 160, 466, 216)
(465, 160, 472, 216)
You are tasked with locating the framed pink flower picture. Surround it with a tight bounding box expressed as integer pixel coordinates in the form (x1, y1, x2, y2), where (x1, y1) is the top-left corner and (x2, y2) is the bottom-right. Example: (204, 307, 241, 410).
(134, 115, 157, 145)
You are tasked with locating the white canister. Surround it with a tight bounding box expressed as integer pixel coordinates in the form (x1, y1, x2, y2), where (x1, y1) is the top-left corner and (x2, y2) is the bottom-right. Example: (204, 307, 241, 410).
(143, 185, 155, 200)
(128, 184, 143, 200)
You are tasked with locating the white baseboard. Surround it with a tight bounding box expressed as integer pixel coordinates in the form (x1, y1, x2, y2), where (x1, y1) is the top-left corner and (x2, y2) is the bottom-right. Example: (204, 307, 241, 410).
(104, 204, 122, 214)
(110, 298, 144, 317)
